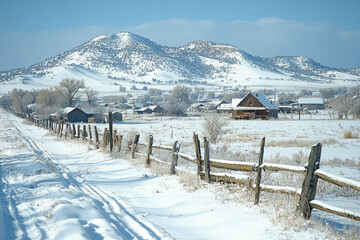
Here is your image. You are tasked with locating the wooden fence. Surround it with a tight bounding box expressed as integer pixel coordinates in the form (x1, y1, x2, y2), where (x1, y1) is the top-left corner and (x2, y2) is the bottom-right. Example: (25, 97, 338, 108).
(21, 112, 360, 222)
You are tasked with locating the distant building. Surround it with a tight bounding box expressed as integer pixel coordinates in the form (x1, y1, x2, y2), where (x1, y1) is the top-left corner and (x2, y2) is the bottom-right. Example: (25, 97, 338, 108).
(51, 107, 88, 123)
(132, 103, 144, 109)
(135, 107, 153, 114)
(232, 92, 279, 119)
(188, 103, 206, 112)
(148, 105, 164, 114)
(86, 111, 99, 123)
(297, 98, 325, 110)
(104, 111, 123, 122)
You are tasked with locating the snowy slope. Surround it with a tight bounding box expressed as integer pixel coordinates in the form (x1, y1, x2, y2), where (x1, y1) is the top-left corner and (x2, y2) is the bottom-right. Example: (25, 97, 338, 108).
(1, 32, 359, 92)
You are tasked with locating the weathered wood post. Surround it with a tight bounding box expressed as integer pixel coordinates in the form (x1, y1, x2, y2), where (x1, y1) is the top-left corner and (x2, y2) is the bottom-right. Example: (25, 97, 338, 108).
(298, 143, 322, 219)
(109, 111, 113, 152)
(60, 121, 64, 137)
(94, 126, 99, 148)
(193, 132, 202, 176)
(255, 137, 266, 204)
(57, 121, 61, 135)
(170, 141, 180, 174)
(72, 124, 76, 139)
(146, 135, 153, 165)
(102, 128, 108, 149)
(113, 129, 117, 149)
(117, 135, 123, 152)
(65, 123, 68, 139)
(204, 137, 210, 183)
(82, 125, 87, 140)
(131, 134, 140, 158)
(88, 125, 92, 143)
(77, 125, 81, 138)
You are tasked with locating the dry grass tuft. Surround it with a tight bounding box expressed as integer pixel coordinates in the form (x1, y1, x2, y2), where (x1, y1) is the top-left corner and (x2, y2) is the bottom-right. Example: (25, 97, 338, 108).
(178, 171, 201, 192)
(343, 129, 359, 139)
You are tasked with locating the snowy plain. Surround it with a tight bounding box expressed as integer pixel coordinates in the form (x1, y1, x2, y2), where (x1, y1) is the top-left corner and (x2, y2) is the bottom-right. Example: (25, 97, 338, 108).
(1, 107, 360, 239)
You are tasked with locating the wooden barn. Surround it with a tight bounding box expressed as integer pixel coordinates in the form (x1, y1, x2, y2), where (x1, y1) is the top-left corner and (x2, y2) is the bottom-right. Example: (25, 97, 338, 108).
(62, 107, 88, 123)
(232, 92, 279, 119)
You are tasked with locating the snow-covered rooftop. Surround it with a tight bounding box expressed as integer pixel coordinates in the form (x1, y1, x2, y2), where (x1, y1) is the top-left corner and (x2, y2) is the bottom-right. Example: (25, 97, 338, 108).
(298, 98, 324, 105)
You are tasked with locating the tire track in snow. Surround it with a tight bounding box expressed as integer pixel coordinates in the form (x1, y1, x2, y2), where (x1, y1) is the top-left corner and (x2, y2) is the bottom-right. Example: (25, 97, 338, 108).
(11, 117, 173, 240)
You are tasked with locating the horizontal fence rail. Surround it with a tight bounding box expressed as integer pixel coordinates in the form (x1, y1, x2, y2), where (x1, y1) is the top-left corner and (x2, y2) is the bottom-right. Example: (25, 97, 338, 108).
(13, 110, 360, 223)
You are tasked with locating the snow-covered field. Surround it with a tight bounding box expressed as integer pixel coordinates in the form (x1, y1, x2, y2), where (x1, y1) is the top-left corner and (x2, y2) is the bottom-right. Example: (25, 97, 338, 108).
(1, 108, 359, 239)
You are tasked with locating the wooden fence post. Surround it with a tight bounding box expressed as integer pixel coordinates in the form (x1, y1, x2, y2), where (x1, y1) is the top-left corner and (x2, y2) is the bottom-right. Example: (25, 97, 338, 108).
(204, 137, 210, 183)
(57, 121, 61, 135)
(298, 143, 322, 219)
(113, 130, 117, 149)
(102, 128, 108, 149)
(64, 123, 68, 139)
(146, 135, 153, 165)
(77, 125, 81, 138)
(193, 132, 202, 176)
(60, 121, 64, 137)
(82, 125, 87, 140)
(109, 111, 113, 152)
(88, 125, 92, 143)
(72, 124, 76, 139)
(255, 137, 266, 204)
(94, 126, 99, 148)
(170, 141, 180, 174)
(117, 135, 123, 152)
(131, 134, 140, 158)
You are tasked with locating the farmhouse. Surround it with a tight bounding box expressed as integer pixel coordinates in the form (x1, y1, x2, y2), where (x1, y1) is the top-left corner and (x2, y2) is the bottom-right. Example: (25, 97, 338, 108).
(148, 105, 164, 114)
(232, 92, 279, 119)
(297, 98, 325, 110)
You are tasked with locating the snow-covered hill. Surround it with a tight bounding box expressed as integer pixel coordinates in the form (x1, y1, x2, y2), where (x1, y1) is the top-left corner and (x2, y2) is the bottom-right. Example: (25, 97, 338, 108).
(0, 32, 359, 90)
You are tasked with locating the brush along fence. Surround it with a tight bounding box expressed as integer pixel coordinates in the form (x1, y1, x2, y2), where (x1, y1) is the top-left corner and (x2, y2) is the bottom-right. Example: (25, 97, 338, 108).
(21, 112, 360, 222)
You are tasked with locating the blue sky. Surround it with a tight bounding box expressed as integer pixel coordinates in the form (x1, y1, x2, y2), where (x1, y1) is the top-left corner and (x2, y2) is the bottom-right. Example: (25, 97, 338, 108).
(0, 0, 360, 70)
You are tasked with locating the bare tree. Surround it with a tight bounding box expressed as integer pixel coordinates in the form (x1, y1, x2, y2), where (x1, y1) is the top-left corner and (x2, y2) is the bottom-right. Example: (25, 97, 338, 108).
(351, 98, 360, 118)
(11, 88, 31, 114)
(171, 85, 191, 104)
(0, 94, 12, 110)
(164, 96, 188, 116)
(83, 87, 98, 106)
(37, 87, 59, 107)
(55, 79, 85, 107)
(29, 89, 40, 103)
(202, 115, 229, 143)
(332, 96, 354, 119)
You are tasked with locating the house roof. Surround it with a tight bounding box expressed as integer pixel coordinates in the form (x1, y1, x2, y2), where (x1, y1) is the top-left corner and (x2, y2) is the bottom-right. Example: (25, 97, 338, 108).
(148, 105, 163, 110)
(136, 107, 152, 112)
(190, 103, 205, 108)
(133, 103, 144, 108)
(233, 107, 266, 111)
(251, 92, 279, 110)
(298, 98, 324, 105)
(217, 103, 232, 110)
(209, 100, 225, 106)
(236, 92, 278, 110)
(231, 98, 243, 108)
(63, 107, 76, 114)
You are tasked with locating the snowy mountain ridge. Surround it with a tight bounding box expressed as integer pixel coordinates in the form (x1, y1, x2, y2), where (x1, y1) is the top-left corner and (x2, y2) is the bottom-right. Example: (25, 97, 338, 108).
(1, 32, 359, 86)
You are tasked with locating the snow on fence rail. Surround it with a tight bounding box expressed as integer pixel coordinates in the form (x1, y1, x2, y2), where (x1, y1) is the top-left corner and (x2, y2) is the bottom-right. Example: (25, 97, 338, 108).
(18, 111, 360, 222)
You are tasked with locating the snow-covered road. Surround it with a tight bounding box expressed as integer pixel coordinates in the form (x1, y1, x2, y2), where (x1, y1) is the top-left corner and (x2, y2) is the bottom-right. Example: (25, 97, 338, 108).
(0, 109, 332, 239)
